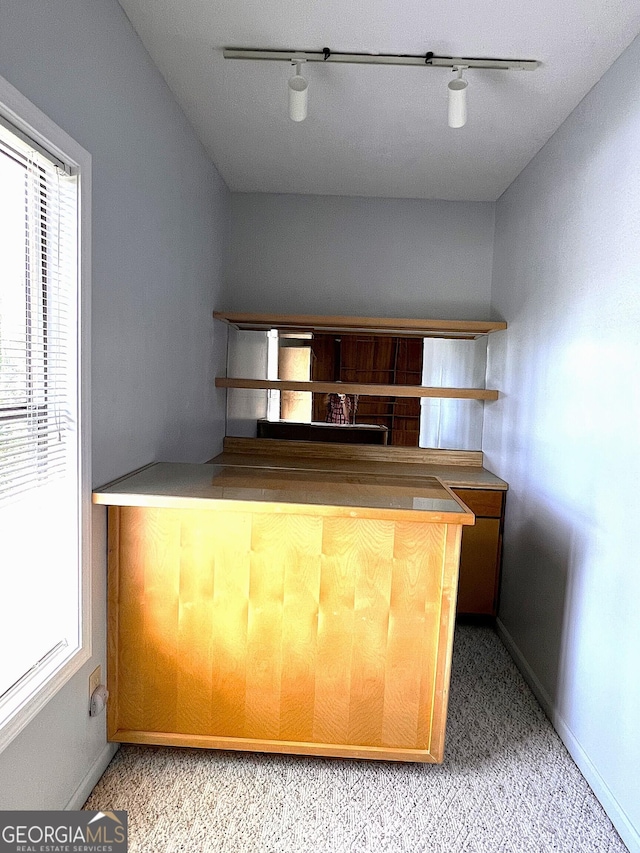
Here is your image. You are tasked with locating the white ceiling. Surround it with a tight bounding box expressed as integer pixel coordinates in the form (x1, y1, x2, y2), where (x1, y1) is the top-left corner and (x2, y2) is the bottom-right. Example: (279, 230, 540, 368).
(117, 0, 640, 201)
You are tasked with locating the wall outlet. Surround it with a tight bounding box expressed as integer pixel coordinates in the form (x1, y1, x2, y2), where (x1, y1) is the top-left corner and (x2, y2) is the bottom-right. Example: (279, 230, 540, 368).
(89, 665, 101, 699)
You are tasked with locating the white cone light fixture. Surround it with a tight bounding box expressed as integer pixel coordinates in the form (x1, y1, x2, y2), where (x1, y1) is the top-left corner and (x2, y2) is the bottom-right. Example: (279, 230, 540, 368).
(448, 66, 468, 128)
(288, 60, 308, 122)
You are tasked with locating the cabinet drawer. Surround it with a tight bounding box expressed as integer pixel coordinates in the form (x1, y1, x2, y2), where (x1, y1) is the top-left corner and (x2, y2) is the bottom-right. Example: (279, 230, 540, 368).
(452, 488, 504, 518)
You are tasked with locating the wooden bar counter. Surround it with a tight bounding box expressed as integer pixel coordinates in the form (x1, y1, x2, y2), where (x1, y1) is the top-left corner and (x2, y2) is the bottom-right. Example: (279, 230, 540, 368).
(94, 462, 475, 763)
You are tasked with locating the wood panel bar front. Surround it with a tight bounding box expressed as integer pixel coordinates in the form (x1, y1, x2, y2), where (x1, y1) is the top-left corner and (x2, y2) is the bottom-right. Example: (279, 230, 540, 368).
(101, 463, 472, 763)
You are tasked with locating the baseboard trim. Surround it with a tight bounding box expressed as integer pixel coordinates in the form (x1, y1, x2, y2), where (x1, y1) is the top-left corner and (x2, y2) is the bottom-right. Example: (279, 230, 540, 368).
(65, 741, 119, 811)
(496, 618, 639, 853)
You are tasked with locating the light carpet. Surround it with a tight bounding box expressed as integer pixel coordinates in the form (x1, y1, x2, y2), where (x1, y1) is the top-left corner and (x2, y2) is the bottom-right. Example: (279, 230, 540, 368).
(83, 625, 627, 852)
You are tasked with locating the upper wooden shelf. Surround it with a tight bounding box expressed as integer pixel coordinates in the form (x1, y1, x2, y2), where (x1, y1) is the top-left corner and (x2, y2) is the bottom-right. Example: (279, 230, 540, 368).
(213, 311, 507, 340)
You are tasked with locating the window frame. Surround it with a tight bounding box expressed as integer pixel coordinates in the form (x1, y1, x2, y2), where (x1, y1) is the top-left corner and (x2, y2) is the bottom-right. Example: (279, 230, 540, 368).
(0, 73, 92, 753)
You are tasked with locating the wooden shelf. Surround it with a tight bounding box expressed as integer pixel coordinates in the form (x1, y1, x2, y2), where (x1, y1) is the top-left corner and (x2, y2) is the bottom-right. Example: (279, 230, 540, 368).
(215, 377, 499, 401)
(213, 311, 507, 340)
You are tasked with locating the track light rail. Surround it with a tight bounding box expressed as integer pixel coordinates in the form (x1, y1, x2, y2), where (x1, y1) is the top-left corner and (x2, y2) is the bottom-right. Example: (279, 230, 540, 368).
(222, 48, 540, 71)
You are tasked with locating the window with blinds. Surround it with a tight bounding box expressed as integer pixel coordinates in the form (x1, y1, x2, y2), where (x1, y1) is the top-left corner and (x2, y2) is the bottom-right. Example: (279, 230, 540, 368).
(0, 109, 86, 741)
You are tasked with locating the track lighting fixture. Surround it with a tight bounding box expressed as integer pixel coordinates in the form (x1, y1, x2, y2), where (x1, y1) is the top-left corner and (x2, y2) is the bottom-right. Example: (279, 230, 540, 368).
(223, 47, 540, 126)
(448, 66, 468, 128)
(288, 59, 308, 122)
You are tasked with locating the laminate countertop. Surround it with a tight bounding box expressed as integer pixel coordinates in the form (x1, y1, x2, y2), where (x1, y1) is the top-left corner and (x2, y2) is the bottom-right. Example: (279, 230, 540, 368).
(208, 451, 508, 491)
(93, 462, 476, 524)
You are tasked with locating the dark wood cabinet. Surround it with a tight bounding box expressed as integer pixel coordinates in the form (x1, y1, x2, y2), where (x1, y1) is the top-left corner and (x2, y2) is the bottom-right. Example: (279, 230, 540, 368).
(452, 488, 505, 616)
(256, 418, 388, 444)
(310, 334, 423, 446)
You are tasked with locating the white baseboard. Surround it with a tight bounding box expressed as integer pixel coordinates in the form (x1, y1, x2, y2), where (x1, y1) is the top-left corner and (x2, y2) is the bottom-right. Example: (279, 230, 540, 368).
(496, 618, 639, 853)
(65, 741, 119, 811)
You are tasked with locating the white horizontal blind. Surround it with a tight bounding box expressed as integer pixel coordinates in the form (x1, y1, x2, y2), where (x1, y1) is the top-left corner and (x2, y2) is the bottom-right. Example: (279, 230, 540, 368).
(0, 119, 80, 705)
(0, 128, 77, 503)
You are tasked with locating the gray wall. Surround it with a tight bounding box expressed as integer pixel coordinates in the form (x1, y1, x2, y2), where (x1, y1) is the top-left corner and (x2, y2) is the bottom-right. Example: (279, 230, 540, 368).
(225, 193, 495, 319)
(484, 35, 640, 853)
(0, 0, 229, 809)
